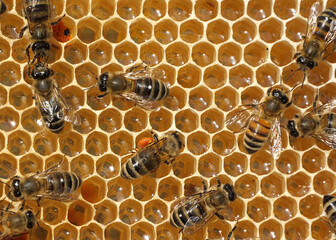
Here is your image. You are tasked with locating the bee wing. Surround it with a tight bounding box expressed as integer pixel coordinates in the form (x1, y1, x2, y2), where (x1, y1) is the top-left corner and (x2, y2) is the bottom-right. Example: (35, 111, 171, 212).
(305, 2, 322, 41)
(34, 92, 56, 136)
(323, 19, 336, 51)
(52, 84, 81, 126)
(121, 92, 160, 110)
(183, 211, 215, 235)
(312, 129, 336, 149)
(268, 117, 282, 160)
(36, 191, 80, 202)
(314, 99, 336, 115)
(225, 105, 260, 133)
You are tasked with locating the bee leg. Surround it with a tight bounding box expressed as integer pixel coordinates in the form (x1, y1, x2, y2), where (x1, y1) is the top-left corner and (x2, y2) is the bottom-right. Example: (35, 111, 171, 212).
(202, 180, 208, 193)
(95, 92, 109, 99)
(313, 89, 319, 112)
(150, 130, 159, 143)
(19, 201, 25, 211)
(19, 25, 28, 38)
(227, 220, 239, 240)
(51, 13, 66, 26)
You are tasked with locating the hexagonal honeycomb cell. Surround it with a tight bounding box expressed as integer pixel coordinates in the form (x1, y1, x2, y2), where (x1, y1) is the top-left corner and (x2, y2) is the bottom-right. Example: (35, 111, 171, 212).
(0, 1, 335, 239)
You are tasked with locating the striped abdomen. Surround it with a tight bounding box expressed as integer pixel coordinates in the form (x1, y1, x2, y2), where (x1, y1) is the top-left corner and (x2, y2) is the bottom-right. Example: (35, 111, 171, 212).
(313, 8, 336, 41)
(323, 195, 336, 229)
(121, 147, 161, 180)
(321, 113, 336, 133)
(244, 117, 271, 154)
(134, 77, 169, 101)
(24, 0, 51, 23)
(45, 172, 81, 196)
(170, 201, 207, 229)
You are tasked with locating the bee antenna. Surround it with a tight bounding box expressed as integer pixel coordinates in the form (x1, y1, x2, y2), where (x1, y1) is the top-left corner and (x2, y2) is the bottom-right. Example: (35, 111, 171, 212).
(36, 209, 41, 217)
(285, 82, 301, 93)
(284, 67, 302, 82)
(0, 180, 11, 189)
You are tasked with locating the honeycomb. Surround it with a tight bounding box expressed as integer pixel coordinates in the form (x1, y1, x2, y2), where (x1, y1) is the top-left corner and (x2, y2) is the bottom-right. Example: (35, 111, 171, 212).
(0, 0, 336, 239)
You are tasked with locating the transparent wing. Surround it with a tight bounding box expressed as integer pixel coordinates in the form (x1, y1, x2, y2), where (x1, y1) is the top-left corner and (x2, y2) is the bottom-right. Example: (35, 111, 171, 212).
(52, 84, 81, 126)
(225, 105, 261, 133)
(125, 64, 165, 80)
(305, 2, 322, 41)
(183, 213, 215, 235)
(323, 19, 336, 50)
(314, 99, 336, 115)
(312, 129, 336, 149)
(121, 92, 161, 110)
(268, 117, 282, 160)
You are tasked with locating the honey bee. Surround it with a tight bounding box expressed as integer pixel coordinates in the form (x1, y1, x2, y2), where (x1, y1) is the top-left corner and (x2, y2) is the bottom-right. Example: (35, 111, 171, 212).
(225, 87, 292, 159)
(0, 0, 6, 15)
(323, 195, 336, 233)
(290, 2, 336, 83)
(0, 208, 36, 239)
(170, 179, 237, 237)
(20, 0, 64, 67)
(287, 97, 336, 149)
(120, 131, 184, 180)
(88, 63, 170, 110)
(6, 159, 82, 204)
(32, 63, 80, 133)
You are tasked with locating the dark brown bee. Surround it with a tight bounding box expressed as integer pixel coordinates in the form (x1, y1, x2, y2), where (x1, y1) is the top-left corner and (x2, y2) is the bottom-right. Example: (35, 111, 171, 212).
(170, 179, 237, 237)
(290, 2, 336, 83)
(121, 131, 183, 180)
(20, 0, 64, 67)
(89, 64, 170, 110)
(226, 87, 291, 159)
(0, 0, 6, 14)
(287, 98, 336, 149)
(0, 209, 36, 239)
(6, 160, 82, 203)
(32, 63, 80, 133)
(323, 195, 336, 233)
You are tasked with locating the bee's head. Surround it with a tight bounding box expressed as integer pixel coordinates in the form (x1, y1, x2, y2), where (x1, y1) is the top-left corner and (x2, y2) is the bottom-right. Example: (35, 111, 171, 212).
(287, 119, 300, 138)
(25, 210, 36, 229)
(267, 88, 291, 107)
(98, 73, 108, 92)
(10, 177, 22, 199)
(31, 64, 52, 80)
(296, 56, 316, 70)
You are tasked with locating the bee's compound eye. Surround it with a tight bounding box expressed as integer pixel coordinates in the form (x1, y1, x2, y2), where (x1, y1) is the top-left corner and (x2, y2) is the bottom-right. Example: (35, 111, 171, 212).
(307, 61, 315, 69)
(297, 56, 305, 64)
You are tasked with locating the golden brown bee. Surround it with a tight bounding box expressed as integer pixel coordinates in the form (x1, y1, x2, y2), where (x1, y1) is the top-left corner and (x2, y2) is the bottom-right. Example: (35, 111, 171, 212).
(291, 2, 336, 83)
(31, 63, 80, 133)
(226, 87, 292, 159)
(323, 195, 336, 233)
(0, 209, 36, 239)
(170, 179, 237, 237)
(89, 64, 170, 110)
(6, 160, 82, 204)
(287, 98, 336, 149)
(121, 131, 184, 180)
(0, 0, 6, 15)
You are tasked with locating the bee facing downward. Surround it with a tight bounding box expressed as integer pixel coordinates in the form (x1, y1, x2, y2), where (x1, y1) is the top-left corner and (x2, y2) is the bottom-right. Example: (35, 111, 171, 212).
(287, 96, 336, 149)
(121, 131, 184, 180)
(5, 160, 82, 204)
(170, 179, 237, 237)
(0, 208, 36, 239)
(226, 87, 292, 159)
(290, 2, 336, 84)
(88, 63, 170, 110)
(31, 63, 80, 133)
